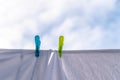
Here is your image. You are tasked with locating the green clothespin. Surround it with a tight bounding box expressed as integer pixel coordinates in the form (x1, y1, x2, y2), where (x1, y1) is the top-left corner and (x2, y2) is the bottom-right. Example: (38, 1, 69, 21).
(58, 36, 64, 58)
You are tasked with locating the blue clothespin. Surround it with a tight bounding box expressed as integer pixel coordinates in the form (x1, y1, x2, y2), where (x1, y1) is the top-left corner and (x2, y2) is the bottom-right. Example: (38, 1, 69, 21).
(35, 35, 41, 58)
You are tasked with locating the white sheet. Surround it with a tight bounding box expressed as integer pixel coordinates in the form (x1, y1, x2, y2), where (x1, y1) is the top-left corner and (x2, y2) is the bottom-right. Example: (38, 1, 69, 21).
(0, 49, 120, 80)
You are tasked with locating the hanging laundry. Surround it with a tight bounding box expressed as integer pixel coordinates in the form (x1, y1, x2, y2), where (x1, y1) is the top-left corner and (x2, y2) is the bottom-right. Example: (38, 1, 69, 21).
(0, 49, 120, 80)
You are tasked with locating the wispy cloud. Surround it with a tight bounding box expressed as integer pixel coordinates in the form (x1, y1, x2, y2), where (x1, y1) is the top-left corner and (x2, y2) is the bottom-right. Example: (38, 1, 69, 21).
(41, 17, 105, 50)
(0, 0, 119, 50)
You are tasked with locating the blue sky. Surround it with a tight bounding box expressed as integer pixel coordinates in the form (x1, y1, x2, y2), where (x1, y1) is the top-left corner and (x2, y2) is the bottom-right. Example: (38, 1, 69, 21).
(0, 0, 120, 50)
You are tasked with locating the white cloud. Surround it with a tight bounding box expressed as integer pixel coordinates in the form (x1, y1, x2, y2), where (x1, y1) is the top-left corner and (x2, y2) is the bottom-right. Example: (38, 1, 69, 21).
(0, 0, 118, 50)
(0, 26, 24, 49)
(41, 17, 105, 50)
